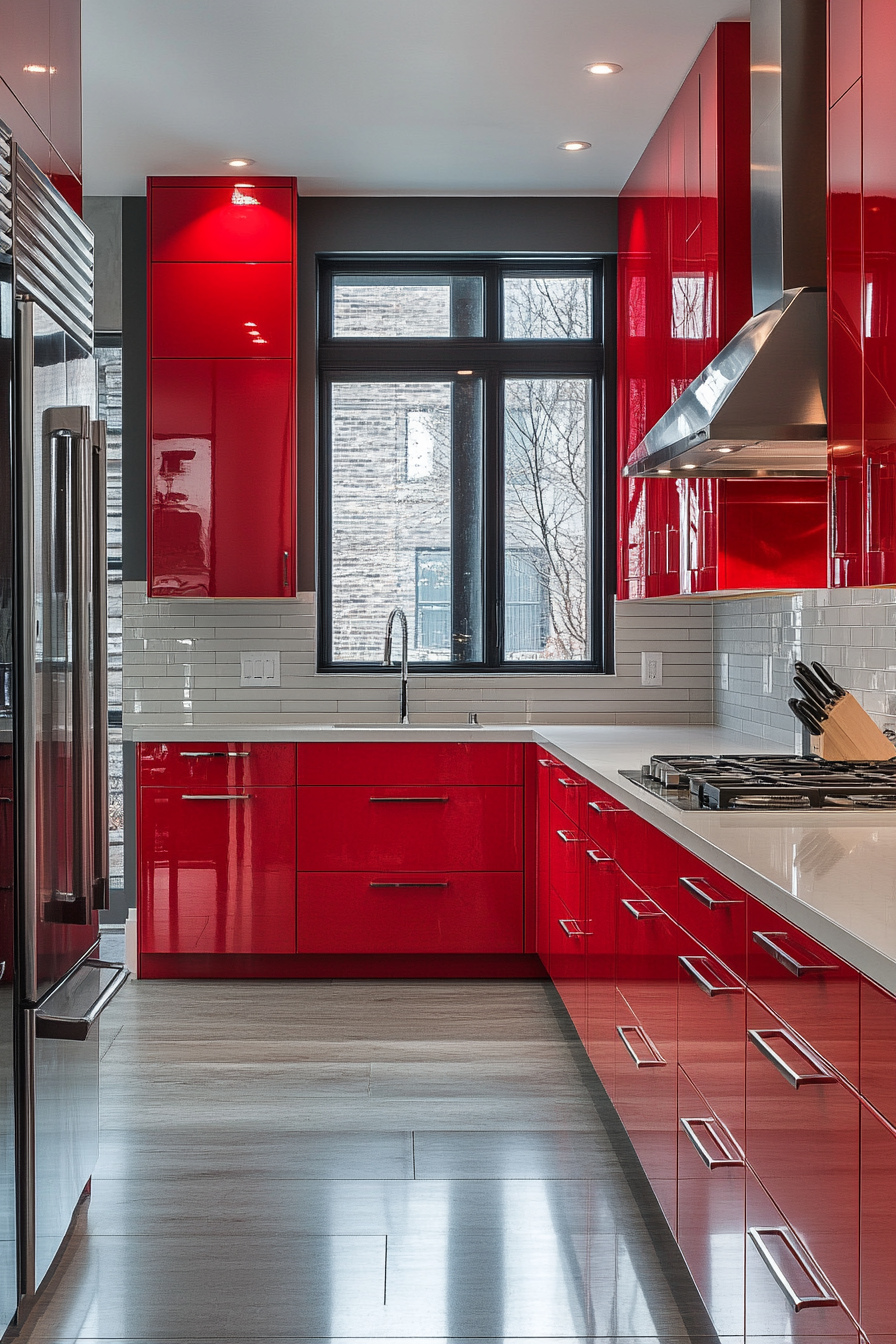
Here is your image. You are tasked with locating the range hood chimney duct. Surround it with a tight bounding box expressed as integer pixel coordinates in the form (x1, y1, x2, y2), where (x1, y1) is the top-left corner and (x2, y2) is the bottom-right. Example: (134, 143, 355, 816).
(624, 0, 829, 480)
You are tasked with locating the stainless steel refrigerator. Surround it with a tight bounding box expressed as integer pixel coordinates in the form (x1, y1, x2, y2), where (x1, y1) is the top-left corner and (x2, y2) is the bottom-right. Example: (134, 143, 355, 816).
(0, 121, 128, 1323)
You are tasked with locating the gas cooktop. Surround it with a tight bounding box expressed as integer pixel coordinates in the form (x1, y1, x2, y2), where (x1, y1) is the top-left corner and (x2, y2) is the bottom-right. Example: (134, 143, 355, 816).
(620, 754, 896, 811)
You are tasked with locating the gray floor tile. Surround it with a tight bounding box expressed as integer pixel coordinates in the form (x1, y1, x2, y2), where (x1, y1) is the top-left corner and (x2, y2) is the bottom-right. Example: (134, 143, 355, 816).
(412, 1129, 617, 1180)
(94, 1129, 414, 1180)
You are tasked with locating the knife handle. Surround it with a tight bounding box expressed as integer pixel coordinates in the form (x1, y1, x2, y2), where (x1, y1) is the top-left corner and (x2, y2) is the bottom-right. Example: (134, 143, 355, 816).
(793, 661, 836, 706)
(789, 698, 823, 737)
(793, 672, 830, 715)
(811, 661, 846, 700)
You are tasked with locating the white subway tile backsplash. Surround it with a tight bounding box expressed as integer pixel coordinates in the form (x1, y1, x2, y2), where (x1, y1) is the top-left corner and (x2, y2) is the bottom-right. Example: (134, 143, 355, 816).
(122, 583, 713, 734)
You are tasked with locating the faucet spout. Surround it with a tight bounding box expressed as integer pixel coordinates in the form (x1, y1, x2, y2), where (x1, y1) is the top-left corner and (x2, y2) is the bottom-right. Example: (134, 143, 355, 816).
(383, 607, 410, 724)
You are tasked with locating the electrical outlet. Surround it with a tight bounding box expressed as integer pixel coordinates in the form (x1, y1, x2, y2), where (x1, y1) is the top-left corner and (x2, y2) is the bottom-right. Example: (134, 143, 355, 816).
(240, 651, 281, 687)
(641, 651, 663, 687)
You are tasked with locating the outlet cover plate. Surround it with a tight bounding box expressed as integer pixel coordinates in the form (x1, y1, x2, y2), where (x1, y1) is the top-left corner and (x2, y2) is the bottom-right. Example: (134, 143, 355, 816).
(240, 651, 281, 687)
(641, 651, 663, 687)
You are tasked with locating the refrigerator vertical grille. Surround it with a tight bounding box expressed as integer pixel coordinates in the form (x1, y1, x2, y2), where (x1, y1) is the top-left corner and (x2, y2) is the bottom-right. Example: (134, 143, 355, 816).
(13, 146, 93, 350)
(0, 122, 11, 255)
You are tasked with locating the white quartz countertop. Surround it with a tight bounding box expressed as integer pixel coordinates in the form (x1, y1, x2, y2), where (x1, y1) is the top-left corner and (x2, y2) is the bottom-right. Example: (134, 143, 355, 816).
(132, 721, 896, 993)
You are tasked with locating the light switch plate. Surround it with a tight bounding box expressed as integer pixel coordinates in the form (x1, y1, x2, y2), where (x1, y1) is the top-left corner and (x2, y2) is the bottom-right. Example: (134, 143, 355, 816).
(240, 651, 281, 687)
(641, 651, 663, 687)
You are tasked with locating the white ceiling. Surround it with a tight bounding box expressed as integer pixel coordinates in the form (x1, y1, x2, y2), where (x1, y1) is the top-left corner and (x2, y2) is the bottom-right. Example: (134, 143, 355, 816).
(82, 0, 748, 197)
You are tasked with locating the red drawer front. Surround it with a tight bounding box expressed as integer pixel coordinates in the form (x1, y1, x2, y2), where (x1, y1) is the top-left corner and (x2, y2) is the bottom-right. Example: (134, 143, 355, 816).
(745, 994, 860, 1320)
(296, 785, 522, 872)
(677, 1068, 746, 1340)
(613, 810, 680, 917)
(151, 262, 294, 357)
(140, 787, 297, 955)
(138, 743, 296, 788)
(676, 858, 748, 977)
(584, 855, 617, 1087)
(747, 897, 860, 1084)
(548, 802, 585, 919)
(860, 1101, 896, 1343)
(534, 753, 556, 961)
(295, 871, 522, 953)
(294, 742, 523, 786)
(745, 1167, 858, 1340)
(860, 975, 896, 1126)
(678, 936, 747, 1144)
(582, 790, 621, 855)
(151, 184, 295, 262)
(614, 987, 677, 1230)
(549, 766, 586, 825)
(616, 871, 680, 1034)
(549, 887, 587, 1039)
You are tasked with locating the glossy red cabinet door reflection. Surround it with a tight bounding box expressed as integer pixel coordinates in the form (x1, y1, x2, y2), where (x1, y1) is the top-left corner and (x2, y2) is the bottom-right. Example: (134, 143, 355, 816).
(150, 359, 295, 597)
(48, 0, 81, 182)
(138, 742, 296, 789)
(676, 1068, 745, 1338)
(0, 0, 51, 137)
(747, 896, 860, 1084)
(296, 871, 522, 955)
(614, 872, 679, 1227)
(859, 1101, 896, 1344)
(151, 184, 295, 262)
(534, 754, 556, 965)
(151, 262, 294, 358)
(613, 810, 680, 918)
(745, 1167, 858, 1340)
(860, 975, 896, 1126)
(550, 885, 587, 1040)
(548, 803, 585, 921)
(583, 848, 616, 1086)
(745, 994, 860, 1320)
(140, 787, 297, 956)
(677, 935, 746, 1146)
(294, 741, 522, 787)
(296, 786, 522, 872)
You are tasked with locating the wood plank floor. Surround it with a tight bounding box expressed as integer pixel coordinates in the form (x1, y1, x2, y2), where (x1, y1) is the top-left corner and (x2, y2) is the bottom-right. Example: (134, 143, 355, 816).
(14, 977, 714, 1343)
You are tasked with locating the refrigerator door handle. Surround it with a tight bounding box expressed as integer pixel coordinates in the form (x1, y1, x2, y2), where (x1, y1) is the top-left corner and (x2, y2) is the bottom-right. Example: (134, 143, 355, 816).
(91, 421, 109, 910)
(34, 961, 130, 1041)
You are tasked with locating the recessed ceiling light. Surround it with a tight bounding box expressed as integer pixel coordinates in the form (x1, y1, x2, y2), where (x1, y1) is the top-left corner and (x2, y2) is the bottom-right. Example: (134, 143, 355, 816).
(657, 468, 671, 475)
(559, 141, 592, 152)
(23, 64, 56, 74)
(226, 158, 255, 168)
(584, 62, 622, 75)
(716, 447, 733, 453)
(457, 370, 474, 376)
(683, 463, 697, 469)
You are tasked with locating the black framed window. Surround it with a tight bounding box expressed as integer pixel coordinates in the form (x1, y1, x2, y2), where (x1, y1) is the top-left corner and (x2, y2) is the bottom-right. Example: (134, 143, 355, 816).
(318, 258, 614, 671)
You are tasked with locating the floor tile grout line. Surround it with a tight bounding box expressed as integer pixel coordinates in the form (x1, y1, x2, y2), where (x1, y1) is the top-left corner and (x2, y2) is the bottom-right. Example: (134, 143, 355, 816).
(383, 1232, 388, 1304)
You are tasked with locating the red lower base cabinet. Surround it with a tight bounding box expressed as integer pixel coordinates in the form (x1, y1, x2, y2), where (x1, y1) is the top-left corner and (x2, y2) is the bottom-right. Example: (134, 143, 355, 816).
(295, 872, 522, 954)
(139, 787, 297, 958)
(583, 850, 616, 1087)
(676, 1068, 746, 1338)
(745, 994, 860, 1327)
(860, 1102, 896, 1344)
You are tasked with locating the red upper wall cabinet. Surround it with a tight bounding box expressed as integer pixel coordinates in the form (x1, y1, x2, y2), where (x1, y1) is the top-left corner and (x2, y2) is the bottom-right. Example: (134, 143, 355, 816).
(148, 176, 298, 598)
(618, 22, 827, 598)
(0, 0, 51, 137)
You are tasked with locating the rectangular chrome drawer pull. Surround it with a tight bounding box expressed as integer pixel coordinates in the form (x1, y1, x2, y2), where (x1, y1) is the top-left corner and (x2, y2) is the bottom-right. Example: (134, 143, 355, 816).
(558, 917, 590, 938)
(370, 882, 449, 888)
(369, 796, 449, 803)
(679, 954, 744, 996)
(558, 777, 584, 787)
(752, 930, 839, 976)
(747, 1027, 838, 1088)
(748, 1227, 839, 1311)
(680, 1117, 744, 1169)
(181, 794, 252, 801)
(179, 751, 250, 758)
(586, 849, 612, 864)
(556, 829, 585, 843)
(622, 897, 663, 920)
(617, 1023, 666, 1067)
(680, 876, 742, 909)
(537, 758, 554, 767)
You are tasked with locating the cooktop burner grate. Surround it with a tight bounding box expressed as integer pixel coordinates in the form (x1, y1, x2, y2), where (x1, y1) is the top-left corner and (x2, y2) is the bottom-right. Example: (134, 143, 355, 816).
(620, 753, 896, 811)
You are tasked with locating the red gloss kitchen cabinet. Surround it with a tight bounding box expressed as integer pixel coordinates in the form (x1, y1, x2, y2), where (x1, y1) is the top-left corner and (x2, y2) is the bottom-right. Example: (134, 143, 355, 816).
(296, 871, 523, 955)
(534, 753, 557, 963)
(746, 897, 860, 1085)
(859, 1101, 896, 1343)
(860, 975, 896, 1124)
(139, 786, 297, 958)
(147, 176, 297, 598)
(745, 993, 861, 1324)
(150, 359, 295, 597)
(138, 741, 296, 788)
(676, 1068, 746, 1339)
(583, 844, 616, 1087)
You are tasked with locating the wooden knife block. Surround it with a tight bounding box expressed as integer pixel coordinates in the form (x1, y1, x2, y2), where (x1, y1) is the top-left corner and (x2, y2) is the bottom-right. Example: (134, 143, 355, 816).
(808, 691, 896, 761)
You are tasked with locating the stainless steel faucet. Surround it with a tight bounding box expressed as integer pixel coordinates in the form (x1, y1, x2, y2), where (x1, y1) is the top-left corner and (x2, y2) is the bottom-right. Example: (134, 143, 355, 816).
(383, 607, 409, 724)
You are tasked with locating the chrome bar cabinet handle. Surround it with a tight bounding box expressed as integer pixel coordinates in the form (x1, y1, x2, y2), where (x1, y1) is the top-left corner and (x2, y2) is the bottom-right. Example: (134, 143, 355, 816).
(558, 777, 584, 788)
(621, 897, 663, 920)
(617, 1024, 666, 1067)
(369, 796, 449, 803)
(680, 876, 742, 909)
(558, 918, 590, 938)
(680, 1117, 744, 1169)
(181, 794, 252, 801)
(180, 751, 250, 758)
(752, 930, 838, 976)
(679, 954, 744, 997)
(747, 1227, 839, 1311)
(556, 829, 585, 843)
(369, 882, 449, 889)
(586, 849, 612, 864)
(747, 1027, 838, 1088)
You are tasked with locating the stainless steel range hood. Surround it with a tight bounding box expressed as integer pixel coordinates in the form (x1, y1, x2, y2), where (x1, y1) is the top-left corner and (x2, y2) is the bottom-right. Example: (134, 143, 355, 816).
(623, 0, 828, 480)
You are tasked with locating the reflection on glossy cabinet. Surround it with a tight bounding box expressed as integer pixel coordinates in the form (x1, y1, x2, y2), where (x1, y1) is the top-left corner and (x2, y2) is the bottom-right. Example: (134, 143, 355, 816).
(150, 262, 294, 359)
(151, 183, 295, 262)
(150, 358, 295, 597)
(860, 1101, 896, 1344)
(139, 787, 297, 958)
